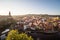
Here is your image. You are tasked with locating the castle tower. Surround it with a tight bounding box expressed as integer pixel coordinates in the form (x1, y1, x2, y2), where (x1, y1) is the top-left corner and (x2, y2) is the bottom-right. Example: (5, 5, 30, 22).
(9, 11, 11, 16)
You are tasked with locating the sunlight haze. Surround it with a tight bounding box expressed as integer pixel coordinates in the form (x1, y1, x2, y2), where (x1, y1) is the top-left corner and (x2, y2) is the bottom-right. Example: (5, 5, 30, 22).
(0, 0, 60, 15)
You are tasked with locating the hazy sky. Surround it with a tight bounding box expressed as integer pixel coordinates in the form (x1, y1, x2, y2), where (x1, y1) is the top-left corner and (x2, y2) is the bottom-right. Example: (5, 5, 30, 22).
(0, 0, 60, 15)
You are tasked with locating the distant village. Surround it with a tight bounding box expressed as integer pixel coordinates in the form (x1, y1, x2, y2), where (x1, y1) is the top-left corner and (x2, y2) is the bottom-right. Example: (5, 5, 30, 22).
(0, 11, 60, 22)
(0, 12, 60, 40)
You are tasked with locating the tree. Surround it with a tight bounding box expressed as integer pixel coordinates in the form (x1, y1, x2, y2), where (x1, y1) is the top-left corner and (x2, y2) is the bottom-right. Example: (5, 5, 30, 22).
(6, 30, 33, 40)
(6, 30, 19, 40)
(0, 17, 17, 35)
(18, 33, 33, 40)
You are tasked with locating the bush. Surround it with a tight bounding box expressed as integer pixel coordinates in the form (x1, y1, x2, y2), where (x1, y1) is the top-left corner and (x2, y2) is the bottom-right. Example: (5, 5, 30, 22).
(6, 30, 33, 40)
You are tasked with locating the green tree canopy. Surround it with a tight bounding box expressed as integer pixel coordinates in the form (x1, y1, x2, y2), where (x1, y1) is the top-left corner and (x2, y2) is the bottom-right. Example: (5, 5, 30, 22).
(6, 30, 33, 40)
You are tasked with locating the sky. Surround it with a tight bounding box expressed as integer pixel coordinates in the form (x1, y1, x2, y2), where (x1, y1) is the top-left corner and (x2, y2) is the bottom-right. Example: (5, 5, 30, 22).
(0, 0, 60, 15)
